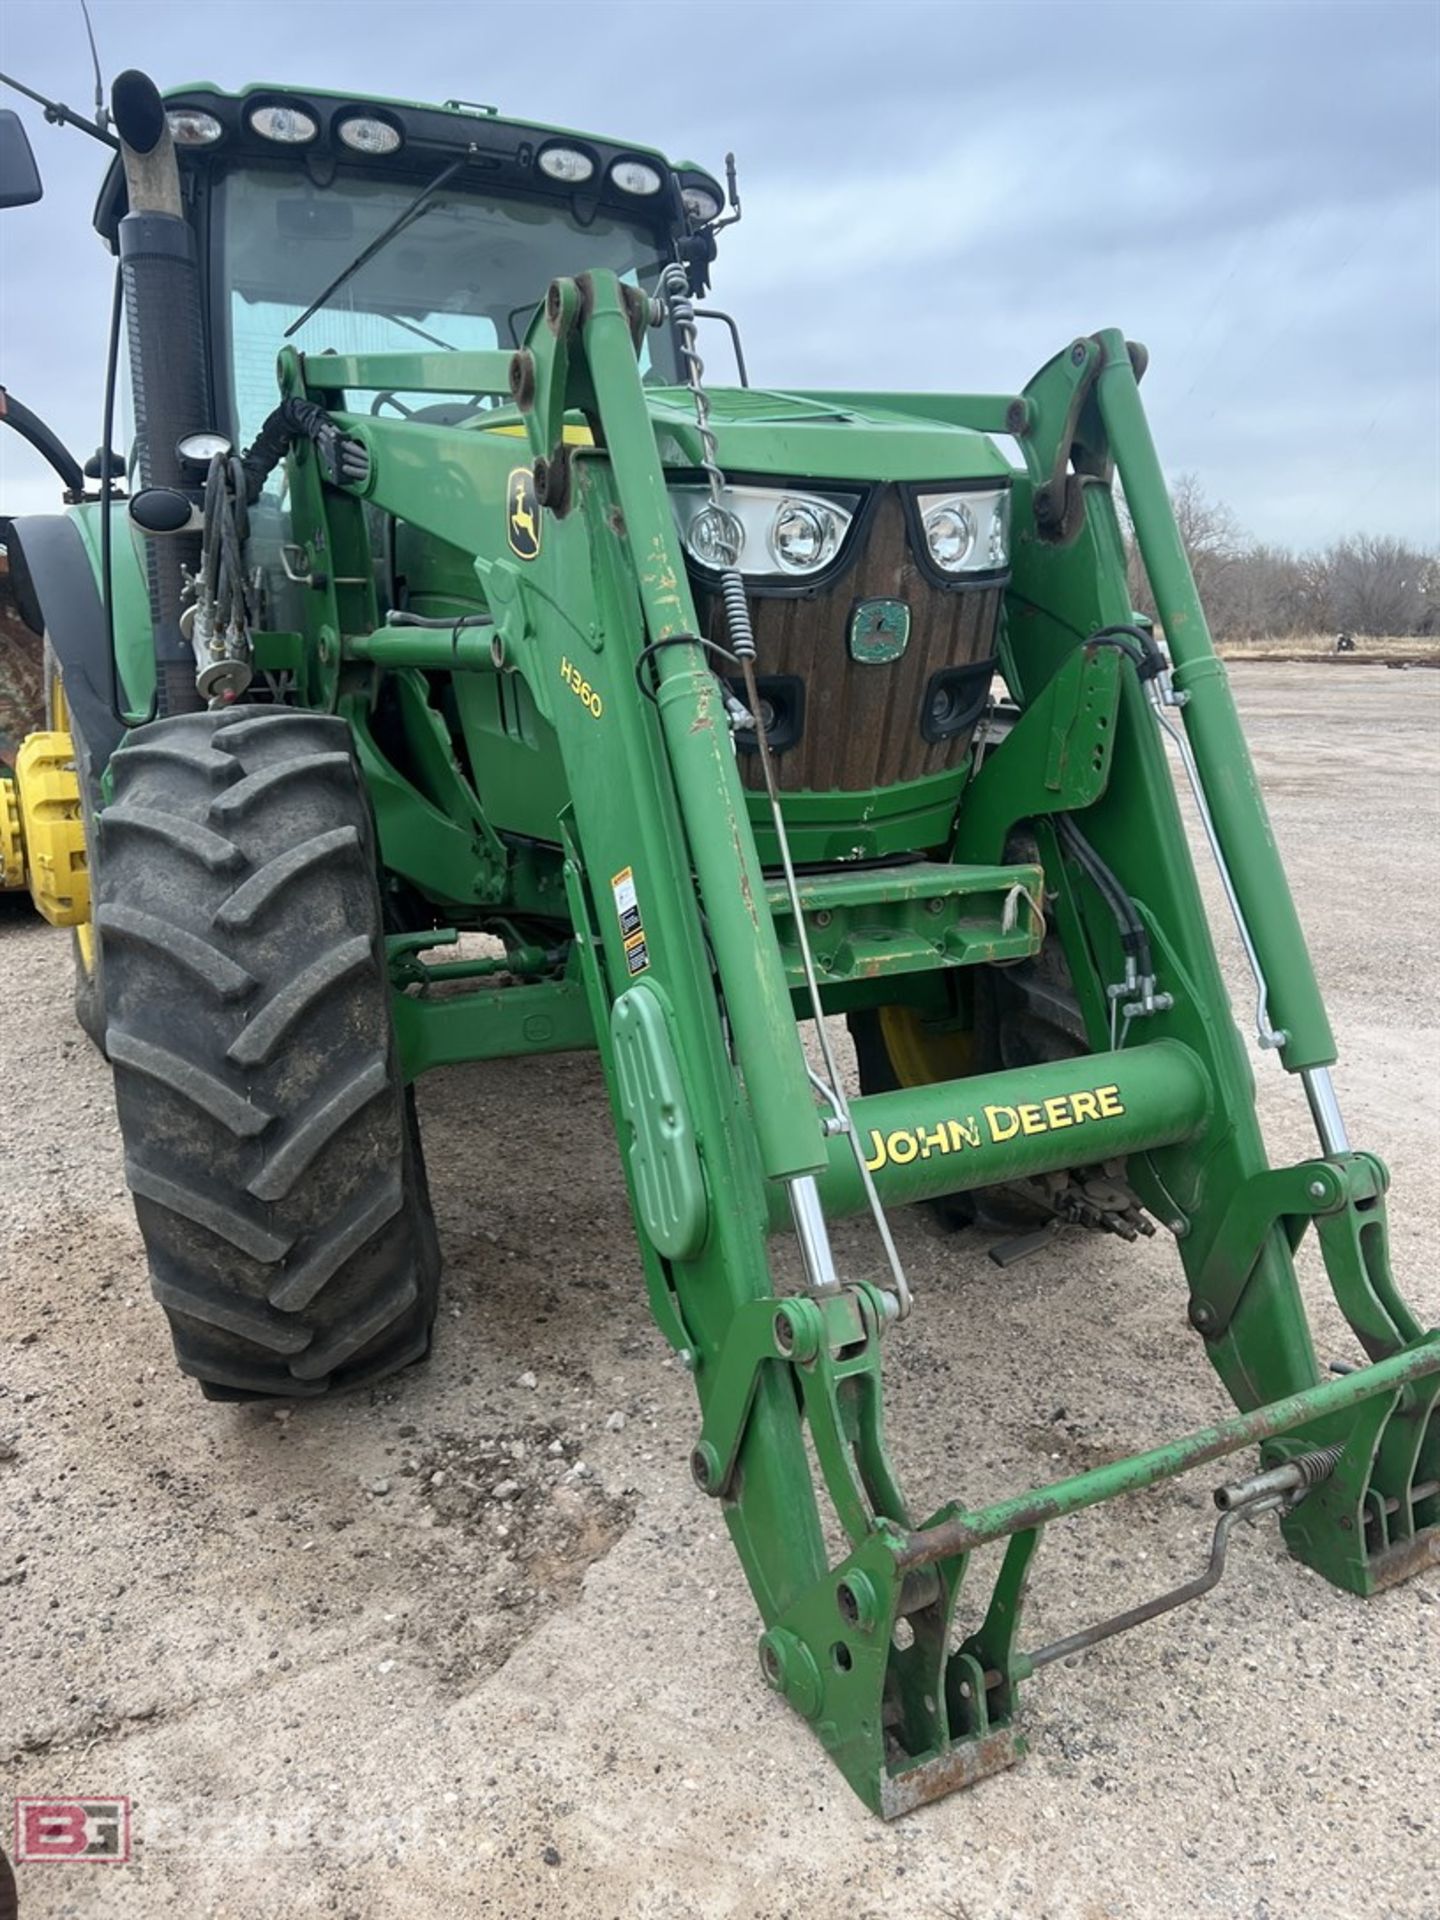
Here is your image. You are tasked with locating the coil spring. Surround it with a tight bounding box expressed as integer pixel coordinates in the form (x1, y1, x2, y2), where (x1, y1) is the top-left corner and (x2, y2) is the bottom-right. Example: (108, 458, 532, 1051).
(1294, 1443, 1346, 1488)
(720, 568, 755, 662)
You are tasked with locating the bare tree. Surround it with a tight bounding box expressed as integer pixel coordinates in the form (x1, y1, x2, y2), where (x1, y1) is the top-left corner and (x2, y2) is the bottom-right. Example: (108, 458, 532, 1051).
(1122, 474, 1244, 634)
(1325, 535, 1429, 636)
(1169, 474, 1245, 628)
(1116, 479, 1434, 640)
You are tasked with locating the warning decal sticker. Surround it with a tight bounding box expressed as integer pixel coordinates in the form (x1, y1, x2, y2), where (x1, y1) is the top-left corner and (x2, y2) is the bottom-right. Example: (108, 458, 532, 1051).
(612, 866, 650, 975)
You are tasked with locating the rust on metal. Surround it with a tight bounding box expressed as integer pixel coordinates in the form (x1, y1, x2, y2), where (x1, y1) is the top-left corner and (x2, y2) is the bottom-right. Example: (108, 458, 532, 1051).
(878, 1728, 1023, 1819)
(698, 492, 1001, 794)
(1366, 1524, 1440, 1593)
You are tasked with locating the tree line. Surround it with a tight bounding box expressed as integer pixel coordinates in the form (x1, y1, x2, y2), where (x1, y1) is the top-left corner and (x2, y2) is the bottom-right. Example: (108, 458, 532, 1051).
(1124, 475, 1438, 640)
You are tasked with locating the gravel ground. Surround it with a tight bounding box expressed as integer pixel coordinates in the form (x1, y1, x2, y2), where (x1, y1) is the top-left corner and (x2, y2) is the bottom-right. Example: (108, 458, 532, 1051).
(1, 662, 1436, 1918)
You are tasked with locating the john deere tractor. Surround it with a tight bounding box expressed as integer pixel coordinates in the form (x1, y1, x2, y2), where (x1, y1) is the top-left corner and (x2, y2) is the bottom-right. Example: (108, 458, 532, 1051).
(1, 70, 1434, 1818)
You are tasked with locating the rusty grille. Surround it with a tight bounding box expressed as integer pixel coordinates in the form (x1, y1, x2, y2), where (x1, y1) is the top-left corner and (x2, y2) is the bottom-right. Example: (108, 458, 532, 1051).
(694, 489, 1002, 793)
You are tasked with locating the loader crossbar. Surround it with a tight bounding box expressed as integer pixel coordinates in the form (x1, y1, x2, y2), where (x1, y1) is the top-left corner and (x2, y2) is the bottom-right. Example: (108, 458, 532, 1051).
(898, 1335, 1440, 1566)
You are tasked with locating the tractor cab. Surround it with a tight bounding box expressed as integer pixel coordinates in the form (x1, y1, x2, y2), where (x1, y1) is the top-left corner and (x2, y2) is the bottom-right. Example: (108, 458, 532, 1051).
(91, 87, 709, 448)
(79, 86, 725, 684)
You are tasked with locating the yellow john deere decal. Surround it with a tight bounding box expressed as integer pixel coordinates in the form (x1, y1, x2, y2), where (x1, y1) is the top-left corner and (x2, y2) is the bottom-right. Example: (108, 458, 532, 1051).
(865, 1083, 1126, 1171)
(507, 466, 541, 560)
(560, 657, 603, 718)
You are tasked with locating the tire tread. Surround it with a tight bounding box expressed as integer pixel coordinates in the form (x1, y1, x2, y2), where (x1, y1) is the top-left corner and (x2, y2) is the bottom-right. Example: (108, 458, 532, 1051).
(100, 708, 439, 1398)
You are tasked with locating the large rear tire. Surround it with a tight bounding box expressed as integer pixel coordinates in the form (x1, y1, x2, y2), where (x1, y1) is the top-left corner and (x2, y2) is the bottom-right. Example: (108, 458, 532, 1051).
(96, 707, 440, 1398)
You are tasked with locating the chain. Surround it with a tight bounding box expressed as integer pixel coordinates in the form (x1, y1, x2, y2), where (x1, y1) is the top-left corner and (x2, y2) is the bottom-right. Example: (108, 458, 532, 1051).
(660, 266, 728, 524)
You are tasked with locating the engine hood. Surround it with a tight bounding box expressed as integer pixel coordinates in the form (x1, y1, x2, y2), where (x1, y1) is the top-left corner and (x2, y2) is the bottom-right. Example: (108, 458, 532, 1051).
(644, 385, 1013, 486)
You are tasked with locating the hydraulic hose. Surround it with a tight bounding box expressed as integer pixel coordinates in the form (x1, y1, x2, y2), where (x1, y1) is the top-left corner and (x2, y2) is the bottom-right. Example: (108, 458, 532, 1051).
(1054, 812, 1153, 981)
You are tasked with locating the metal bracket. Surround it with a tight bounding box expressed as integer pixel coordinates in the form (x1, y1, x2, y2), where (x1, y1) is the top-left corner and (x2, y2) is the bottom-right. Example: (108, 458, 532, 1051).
(691, 1286, 903, 1541)
(1190, 1152, 1420, 1353)
(1031, 337, 1108, 545)
(953, 642, 1122, 866)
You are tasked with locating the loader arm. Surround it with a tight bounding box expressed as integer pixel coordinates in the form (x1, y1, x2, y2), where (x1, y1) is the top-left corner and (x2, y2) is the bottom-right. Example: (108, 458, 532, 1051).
(278, 277, 1437, 1815)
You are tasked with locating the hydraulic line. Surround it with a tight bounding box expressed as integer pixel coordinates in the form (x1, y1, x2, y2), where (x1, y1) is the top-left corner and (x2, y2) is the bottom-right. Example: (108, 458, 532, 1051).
(1144, 671, 1287, 1052)
(1053, 810, 1169, 1048)
(1075, 620, 1341, 1142)
(1054, 813, 1150, 971)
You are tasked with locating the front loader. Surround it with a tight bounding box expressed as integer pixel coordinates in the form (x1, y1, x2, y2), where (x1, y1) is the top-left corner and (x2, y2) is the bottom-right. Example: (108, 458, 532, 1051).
(1, 71, 1434, 1818)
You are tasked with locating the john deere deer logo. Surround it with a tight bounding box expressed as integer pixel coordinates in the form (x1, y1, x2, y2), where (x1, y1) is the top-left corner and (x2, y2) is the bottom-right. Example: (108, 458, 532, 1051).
(507, 466, 541, 560)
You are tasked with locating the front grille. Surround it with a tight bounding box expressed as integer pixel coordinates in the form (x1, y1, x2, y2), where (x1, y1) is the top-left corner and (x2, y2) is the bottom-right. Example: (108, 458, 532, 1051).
(694, 489, 1003, 793)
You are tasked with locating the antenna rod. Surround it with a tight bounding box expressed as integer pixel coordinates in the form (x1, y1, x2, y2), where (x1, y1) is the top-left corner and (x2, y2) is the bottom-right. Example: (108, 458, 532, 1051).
(79, 0, 110, 133)
(0, 70, 120, 149)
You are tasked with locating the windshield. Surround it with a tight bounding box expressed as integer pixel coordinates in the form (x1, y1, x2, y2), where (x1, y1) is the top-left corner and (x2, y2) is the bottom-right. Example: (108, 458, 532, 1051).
(214, 165, 680, 445)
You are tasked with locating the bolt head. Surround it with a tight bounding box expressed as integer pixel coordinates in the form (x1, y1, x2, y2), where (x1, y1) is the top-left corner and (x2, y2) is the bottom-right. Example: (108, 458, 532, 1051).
(1308, 1180, 1328, 1200)
(772, 1299, 822, 1363)
(836, 1571, 880, 1632)
(757, 1629, 822, 1719)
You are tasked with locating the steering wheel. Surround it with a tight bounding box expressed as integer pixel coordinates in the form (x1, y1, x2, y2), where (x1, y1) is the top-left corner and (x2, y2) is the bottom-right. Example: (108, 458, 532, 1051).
(369, 392, 492, 425)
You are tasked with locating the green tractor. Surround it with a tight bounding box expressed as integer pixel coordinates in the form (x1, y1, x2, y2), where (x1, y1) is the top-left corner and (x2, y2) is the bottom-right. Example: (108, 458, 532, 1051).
(1, 69, 1434, 1819)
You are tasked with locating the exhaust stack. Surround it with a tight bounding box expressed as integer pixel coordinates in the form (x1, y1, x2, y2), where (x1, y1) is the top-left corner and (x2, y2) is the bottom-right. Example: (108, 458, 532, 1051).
(111, 69, 211, 715)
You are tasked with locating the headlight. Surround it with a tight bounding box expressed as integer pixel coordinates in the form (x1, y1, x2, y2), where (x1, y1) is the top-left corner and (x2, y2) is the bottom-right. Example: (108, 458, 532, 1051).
(538, 144, 595, 184)
(682, 184, 723, 224)
(771, 500, 840, 574)
(924, 500, 975, 569)
(670, 485, 859, 580)
(611, 158, 663, 196)
(337, 114, 402, 155)
(167, 108, 223, 147)
(688, 505, 745, 568)
(914, 486, 1010, 575)
(248, 103, 319, 144)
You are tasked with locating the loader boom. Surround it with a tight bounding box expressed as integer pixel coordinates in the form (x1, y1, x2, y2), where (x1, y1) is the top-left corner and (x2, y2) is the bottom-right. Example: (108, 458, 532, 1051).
(290, 276, 1435, 1811)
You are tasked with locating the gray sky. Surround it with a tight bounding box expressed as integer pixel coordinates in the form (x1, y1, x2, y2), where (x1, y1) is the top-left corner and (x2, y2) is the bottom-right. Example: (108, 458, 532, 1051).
(1, 0, 1437, 549)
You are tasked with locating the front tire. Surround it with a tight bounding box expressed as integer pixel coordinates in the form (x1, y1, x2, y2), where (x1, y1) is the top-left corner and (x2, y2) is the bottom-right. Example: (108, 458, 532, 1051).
(96, 707, 440, 1397)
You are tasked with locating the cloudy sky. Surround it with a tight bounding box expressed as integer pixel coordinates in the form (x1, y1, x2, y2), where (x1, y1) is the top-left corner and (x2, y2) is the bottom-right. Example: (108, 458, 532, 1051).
(1, 0, 1436, 549)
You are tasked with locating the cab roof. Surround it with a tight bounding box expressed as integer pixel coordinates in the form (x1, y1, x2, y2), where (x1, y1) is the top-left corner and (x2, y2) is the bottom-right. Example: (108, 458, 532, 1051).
(94, 80, 721, 247)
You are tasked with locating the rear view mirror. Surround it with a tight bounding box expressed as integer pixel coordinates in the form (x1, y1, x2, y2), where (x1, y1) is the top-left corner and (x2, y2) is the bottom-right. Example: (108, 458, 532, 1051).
(0, 110, 42, 209)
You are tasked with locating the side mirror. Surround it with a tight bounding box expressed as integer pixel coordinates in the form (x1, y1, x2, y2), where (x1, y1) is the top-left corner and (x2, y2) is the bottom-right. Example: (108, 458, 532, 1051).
(0, 110, 42, 209)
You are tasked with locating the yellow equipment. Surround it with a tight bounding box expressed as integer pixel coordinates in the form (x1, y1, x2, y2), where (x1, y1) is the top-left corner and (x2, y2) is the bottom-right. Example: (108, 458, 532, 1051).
(7, 729, 88, 926)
